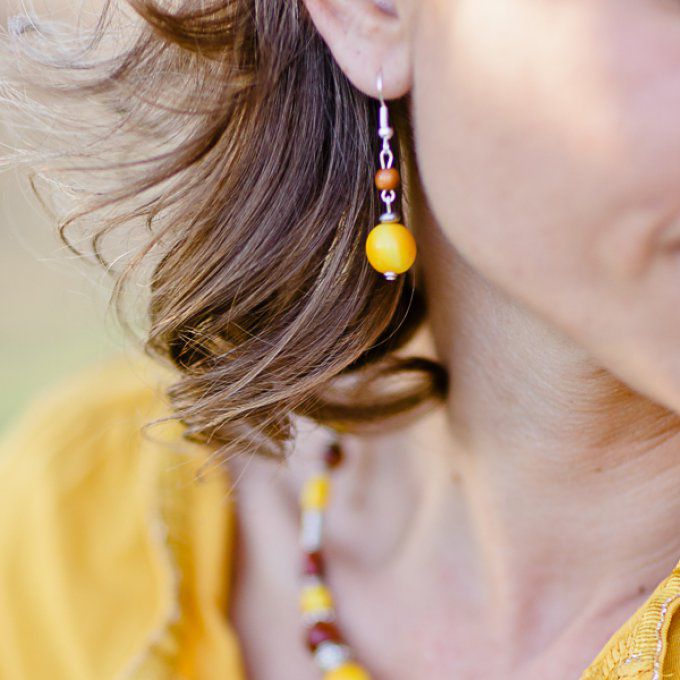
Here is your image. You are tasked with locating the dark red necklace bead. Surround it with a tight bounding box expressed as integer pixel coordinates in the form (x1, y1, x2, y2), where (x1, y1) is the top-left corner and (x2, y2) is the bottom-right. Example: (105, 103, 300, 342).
(323, 441, 344, 469)
(302, 550, 325, 577)
(305, 620, 343, 651)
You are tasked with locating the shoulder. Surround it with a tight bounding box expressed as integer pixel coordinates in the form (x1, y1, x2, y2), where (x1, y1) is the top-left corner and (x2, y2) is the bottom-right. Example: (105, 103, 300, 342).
(0, 351, 183, 529)
(0, 350, 182, 510)
(1, 350, 177, 458)
(0, 351, 240, 680)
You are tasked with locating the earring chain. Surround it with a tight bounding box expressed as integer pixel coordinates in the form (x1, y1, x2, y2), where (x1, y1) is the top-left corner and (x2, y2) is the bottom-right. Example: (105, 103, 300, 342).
(376, 70, 396, 215)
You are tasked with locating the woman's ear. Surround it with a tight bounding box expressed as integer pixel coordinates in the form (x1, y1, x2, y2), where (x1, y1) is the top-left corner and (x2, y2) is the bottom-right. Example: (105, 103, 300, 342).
(301, 0, 412, 99)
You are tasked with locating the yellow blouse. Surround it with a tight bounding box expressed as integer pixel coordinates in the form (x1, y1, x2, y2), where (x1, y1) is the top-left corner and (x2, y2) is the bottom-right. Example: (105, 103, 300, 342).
(0, 351, 678, 680)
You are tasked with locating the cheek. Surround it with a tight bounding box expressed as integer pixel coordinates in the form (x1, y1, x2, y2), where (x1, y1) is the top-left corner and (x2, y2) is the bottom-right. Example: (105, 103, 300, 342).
(413, 0, 680, 283)
(410, 0, 680, 410)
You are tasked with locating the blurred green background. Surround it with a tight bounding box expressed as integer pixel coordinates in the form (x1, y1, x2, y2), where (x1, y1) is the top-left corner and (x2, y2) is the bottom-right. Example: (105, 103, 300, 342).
(0, 0, 124, 433)
(0, 123, 121, 433)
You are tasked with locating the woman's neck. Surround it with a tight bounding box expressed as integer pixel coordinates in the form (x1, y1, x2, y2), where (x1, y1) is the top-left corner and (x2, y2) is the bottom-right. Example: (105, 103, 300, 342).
(327, 201, 680, 669)
(434, 220, 680, 611)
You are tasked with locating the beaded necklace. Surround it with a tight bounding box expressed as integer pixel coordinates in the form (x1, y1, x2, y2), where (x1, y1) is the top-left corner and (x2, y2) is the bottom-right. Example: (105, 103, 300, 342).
(296, 74, 408, 677)
(297, 437, 372, 680)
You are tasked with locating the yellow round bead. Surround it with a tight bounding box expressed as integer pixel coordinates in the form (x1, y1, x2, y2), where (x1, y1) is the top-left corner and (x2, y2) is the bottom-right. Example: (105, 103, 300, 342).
(299, 583, 334, 613)
(300, 474, 331, 511)
(324, 662, 372, 680)
(365, 222, 416, 276)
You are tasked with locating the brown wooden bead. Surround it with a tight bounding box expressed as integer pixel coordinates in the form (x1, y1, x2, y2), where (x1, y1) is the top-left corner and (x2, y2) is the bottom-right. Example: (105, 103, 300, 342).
(302, 550, 325, 577)
(305, 620, 343, 651)
(374, 167, 400, 191)
(323, 441, 344, 469)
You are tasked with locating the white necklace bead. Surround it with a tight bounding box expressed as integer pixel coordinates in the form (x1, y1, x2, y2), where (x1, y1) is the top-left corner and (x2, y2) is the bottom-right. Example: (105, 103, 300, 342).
(314, 640, 353, 671)
(300, 509, 324, 551)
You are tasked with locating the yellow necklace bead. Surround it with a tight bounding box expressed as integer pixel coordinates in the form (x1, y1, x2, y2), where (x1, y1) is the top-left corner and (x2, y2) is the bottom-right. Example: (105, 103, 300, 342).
(300, 582, 334, 613)
(365, 222, 416, 276)
(323, 661, 372, 680)
(300, 473, 331, 511)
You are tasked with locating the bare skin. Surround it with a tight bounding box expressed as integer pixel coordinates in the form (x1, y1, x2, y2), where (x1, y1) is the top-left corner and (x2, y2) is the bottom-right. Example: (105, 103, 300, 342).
(228, 205, 680, 680)
(229, 0, 680, 678)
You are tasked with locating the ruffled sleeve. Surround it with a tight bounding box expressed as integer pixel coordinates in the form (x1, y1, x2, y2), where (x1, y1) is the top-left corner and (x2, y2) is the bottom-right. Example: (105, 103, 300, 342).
(0, 352, 245, 680)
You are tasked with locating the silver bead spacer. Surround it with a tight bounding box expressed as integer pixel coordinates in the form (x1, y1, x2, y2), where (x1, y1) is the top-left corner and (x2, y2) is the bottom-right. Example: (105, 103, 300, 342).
(379, 211, 400, 223)
(378, 126, 394, 140)
(314, 641, 353, 671)
(383, 272, 397, 281)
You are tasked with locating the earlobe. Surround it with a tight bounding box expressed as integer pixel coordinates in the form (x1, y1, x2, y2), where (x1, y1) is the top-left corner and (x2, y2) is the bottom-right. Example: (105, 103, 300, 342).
(301, 0, 412, 99)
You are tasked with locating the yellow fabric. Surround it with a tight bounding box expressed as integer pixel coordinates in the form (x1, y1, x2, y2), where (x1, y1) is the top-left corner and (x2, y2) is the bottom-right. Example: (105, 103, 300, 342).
(0, 352, 244, 680)
(0, 351, 679, 679)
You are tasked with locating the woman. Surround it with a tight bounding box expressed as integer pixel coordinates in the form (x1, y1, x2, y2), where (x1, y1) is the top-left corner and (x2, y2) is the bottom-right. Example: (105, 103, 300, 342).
(1, 0, 680, 678)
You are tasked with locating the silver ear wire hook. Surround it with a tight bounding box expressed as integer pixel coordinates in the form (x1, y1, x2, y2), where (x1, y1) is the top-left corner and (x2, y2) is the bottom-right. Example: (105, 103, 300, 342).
(376, 69, 385, 106)
(376, 69, 394, 144)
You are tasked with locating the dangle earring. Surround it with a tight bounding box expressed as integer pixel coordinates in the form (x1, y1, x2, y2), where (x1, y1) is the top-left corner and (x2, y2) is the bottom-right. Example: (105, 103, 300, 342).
(365, 71, 417, 280)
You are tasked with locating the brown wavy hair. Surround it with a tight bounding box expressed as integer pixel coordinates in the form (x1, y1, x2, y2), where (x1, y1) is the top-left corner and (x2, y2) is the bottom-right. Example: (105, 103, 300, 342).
(2, 0, 448, 461)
